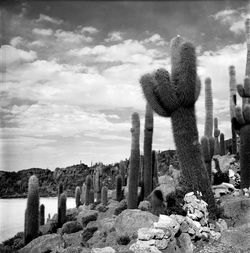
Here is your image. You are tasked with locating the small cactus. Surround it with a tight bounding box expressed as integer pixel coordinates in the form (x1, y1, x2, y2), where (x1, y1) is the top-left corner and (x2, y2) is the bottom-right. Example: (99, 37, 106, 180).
(214, 117, 220, 155)
(116, 174, 123, 201)
(127, 112, 140, 209)
(80, 183, 86, 205)
(220, 133, 225, 156)
(204, 77, 213, 137)
(85, 175, 92, 205)
(58, 192, 67, 227)
(24, 175, 39, 244)
(75, 186, 81, 208)
(143, 102, 154, 198)
(101, 186, 108, 206)
(40, 204, 45, 226)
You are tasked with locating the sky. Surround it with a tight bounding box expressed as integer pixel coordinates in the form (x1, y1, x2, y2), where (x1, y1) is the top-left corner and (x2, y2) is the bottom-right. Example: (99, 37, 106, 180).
(1, 0, 250, 171)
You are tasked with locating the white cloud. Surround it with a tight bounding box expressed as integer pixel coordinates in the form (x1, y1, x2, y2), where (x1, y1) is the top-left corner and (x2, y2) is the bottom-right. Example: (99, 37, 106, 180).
(212, 6, 250, 35)
(80, 26, 99, 34)
(105, 31, 123, 42)
(0, 45, 37, 69)
(10, 36, 24, 47)
(36, 14, 63, 25)
(55, 29, 93, 43)
(142, 34, 167, 46)
(32, 28, 53, 36)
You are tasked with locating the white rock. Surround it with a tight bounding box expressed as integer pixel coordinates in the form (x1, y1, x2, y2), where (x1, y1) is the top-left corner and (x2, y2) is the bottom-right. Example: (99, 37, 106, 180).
(170, 214, 185, 224)
(216, 219, 228, 232)
(137, 228, 165, 240)
(154, 215, 180, 235)
(155, 238, 169, 250)
(129, 241, 161, 253)
(91, 247, 116, 253)
(210, 230, 221, 240)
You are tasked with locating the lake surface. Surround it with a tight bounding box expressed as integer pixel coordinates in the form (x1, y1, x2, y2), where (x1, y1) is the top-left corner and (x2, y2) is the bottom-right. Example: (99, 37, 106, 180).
(0, 197, 75, 243)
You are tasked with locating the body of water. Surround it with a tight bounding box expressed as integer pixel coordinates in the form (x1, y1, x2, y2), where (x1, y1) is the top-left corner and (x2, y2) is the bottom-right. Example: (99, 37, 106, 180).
(0, 197, 75, 243)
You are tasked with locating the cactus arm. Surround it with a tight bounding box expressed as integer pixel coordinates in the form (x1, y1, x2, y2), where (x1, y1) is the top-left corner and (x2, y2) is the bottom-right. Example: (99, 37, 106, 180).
(140, 74, 170, 117)
(235, 106, 246, 125)
(237, 84, 245, 97)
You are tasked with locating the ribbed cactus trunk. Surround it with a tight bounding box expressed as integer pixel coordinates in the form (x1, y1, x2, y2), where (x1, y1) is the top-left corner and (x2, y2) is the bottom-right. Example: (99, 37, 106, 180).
(220, 133, 225, 156)
(116, 174, 123, 201)
(152, 150, 158, 189)
(40, 204, 45, 226)
(85, 175, 92, 205)
(24, 175, 39, 244)
(229, 66, 237, 154)
(75, 186, 81, 208)
(95, 170, 101, 203)
(101, 186, 108, 206)
(143, 103, 154, 198)
(245, 18, 250, 105)
(204, 77, 213, 137)
(80, 183, 86, 205)
(139, 155, 144, 184)
(240, 125, 250, 188)
(119, 160, 126, 186)
(128, 112, 140, 209)
(58, 193, 67, 227)
(140, 36, 216, 216)
(214, 117, 220, 155)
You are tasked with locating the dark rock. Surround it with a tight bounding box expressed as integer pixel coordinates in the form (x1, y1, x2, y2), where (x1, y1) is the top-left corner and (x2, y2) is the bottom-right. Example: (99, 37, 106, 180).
(63, 231, 83, 248)
(66, 208, 78, 221)
(114, 199, 127, 216)
(77, 210, 98, 227)
(61, 221, 82, 234)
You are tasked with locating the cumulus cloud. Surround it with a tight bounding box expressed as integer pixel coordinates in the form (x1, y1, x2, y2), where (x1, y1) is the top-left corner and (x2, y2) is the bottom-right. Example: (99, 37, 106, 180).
(212, 5, 250, 35)
(105, 31, 123, 42)
(80, 26, 99, 34)
(36, 14, 63, 25)
(0, 45, 37, 70)
(55, 29, 93, 43)
(32, 28, 53, 36)
(142, 34, 167, 46)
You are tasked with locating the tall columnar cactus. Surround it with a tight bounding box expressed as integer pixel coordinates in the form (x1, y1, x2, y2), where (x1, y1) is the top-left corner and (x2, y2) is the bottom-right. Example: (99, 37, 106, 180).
(232, 77, 250, 189)
(40, 204, 45, 226)
(58, 192, 67, 227)
(143, 102, 154, 198)
(24, 175, 39, 244)
(57, 183, 63, 227)
(229, 66, 237, 154)
(128, 112, 140, 209)
(80, 183, 86, 205)
(89, 189, 95, 204)
(119, 160, 126, 186)
(85, 175, 92, 205)
(245, 18, 250, 104)
(139, 155, 144, 184)
(101, 186, 108, 206)
(214, 117, 220, 155)
(116, 174, 123, 201)
(140, 35, 216, 215)
(75, 186, 81, 208)
(152, 150, 159, 189)
(220, 133, 225, 156)
(201, 136, 214, 182)
(204, 77, 213, 137)
(94, 170, 101, 203)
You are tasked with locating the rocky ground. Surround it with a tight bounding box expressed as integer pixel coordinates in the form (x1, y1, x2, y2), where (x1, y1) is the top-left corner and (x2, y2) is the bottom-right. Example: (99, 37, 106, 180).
(1, 153, 250, 253)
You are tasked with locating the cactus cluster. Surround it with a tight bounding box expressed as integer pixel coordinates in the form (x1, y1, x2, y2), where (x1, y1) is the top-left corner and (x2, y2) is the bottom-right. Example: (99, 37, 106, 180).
(140, 35, 216, 215)
(24, 175, 40, 244)
(232, 77, 250, 189)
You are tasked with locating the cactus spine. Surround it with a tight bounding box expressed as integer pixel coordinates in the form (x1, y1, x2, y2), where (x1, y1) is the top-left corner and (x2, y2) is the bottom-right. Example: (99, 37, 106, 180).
(40, 204, 45, 226)
(204, 77, 213, 137)
(233, 77, 250, 189)
(143, 102, 154, 198)
(220, 133, 225, 155)
(24, 175, 39, 244)
(85, 175, 92, 205)
(58, 192, 67, 227)
(214, 117, 220, 155)
(75, 186, 81, 208)
(229, 66, 237, 154)
(116, 174, 123, 201)
(128, 112, 140, 209)
(140, 36, 216, 215)
(101, 186, 108, 206)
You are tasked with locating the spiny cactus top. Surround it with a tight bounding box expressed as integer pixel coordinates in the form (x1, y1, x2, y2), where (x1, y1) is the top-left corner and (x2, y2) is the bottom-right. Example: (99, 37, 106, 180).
(140, 36, 201, 117)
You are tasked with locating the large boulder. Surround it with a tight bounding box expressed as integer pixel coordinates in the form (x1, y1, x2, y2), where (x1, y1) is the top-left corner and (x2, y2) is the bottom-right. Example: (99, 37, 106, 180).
(61, 221, 83, 234)
(156, 175, 176, 200)
(77, 210, 98, 227)
(63, 231, 83, 248)
(115, 209, 158, 238)
(66, 208, 78, 221)
(221, 196, 250, 227)
(19, 234, 63, 253)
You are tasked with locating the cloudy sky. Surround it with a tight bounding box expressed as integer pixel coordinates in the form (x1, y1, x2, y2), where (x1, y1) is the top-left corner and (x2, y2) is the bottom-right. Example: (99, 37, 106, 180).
(1, 1, 250, 171)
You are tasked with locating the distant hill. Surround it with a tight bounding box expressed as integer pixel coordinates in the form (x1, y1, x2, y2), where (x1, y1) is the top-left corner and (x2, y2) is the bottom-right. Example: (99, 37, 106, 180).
(0, 150, 178, 198)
